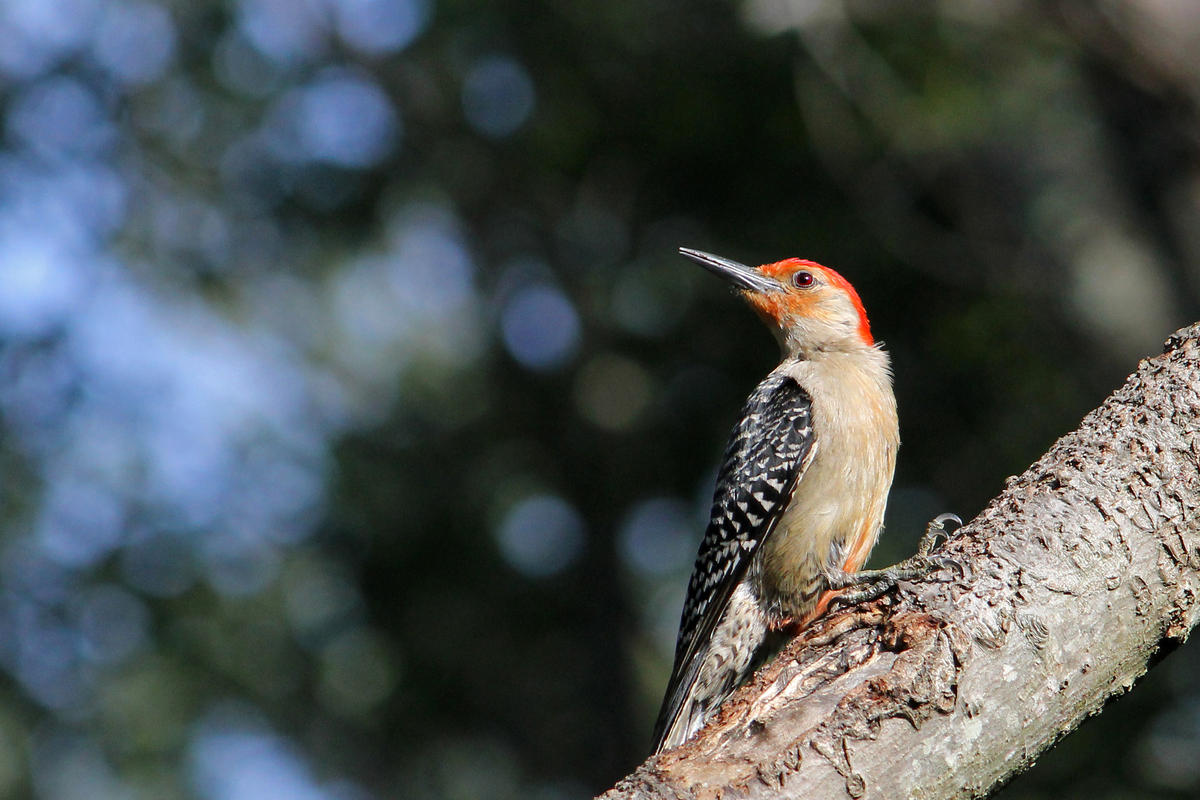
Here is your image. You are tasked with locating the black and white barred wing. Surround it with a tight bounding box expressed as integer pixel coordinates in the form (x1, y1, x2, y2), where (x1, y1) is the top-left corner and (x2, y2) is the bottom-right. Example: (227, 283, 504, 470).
(652, 374, 815, 750)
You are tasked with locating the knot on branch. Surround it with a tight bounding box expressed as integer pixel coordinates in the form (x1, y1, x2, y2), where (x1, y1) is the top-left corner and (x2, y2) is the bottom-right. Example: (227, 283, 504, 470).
(806, 609, 969, 798)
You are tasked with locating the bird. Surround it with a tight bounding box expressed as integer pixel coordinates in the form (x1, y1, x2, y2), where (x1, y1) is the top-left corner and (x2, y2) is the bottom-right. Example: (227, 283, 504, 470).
(652, 247, 957, 753)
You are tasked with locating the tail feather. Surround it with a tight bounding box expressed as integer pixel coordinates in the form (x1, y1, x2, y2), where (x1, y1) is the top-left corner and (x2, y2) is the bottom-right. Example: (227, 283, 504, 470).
(652, 582, 769, 753)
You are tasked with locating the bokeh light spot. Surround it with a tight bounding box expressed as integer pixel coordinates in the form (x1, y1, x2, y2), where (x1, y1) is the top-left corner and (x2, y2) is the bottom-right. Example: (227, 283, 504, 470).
(267, 69, 400, 169)
(282, 556, 360, 641)
(7, 76, 114, 157)
(330, 0, 429, 56)
(237, 0, 326, 65)
(0, 233, 87, 338)
(500, 284, 581, 371)
(329, 203, 480, 383)
(573, 353, 654, 431)
(189, 703, 358, 800)
(16, 612, 83, 710)
(618, 497, 697, 577)
(36, 479, 126, 568)
(0, 0, 102, 78)
(317, 628, 399, 717)
(461, 55, 535, 138)
(1140, 695, 1200, 789)
(495, 494, 586, 578)
(297, 70, 399, 168)
(385, 205, 474, 315)
(610, 259, 693, 337)
(91, 0, 176, 86)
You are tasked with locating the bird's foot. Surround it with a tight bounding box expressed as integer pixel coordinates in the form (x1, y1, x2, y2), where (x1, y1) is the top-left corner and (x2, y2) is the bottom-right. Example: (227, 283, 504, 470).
(829, 513, 963, 608)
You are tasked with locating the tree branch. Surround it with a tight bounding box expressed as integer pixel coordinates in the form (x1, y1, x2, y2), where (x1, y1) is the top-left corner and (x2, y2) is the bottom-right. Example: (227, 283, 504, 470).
(602, 323, 1200, 800)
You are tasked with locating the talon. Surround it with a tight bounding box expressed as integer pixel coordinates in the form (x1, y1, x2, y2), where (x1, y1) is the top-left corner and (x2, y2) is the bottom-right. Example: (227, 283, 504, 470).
(935, 555, 965, 578)
(933, 512, 962, 530)
(918, 512, 963, 557)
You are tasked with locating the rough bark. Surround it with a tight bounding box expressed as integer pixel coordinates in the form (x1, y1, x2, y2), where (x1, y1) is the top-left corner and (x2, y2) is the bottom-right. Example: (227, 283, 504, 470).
(601, 323, 1200, 800)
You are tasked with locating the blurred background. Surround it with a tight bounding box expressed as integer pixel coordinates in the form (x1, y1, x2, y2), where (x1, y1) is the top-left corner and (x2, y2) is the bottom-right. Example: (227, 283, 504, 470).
(0, 0, 1199, 798)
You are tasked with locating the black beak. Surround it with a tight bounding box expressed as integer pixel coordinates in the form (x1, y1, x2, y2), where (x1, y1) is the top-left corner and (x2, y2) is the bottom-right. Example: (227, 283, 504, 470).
(679, 248, 780, 294)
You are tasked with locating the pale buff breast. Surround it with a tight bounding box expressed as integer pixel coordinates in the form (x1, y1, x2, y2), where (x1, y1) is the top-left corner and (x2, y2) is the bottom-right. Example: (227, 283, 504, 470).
(756, 348, 899, 621)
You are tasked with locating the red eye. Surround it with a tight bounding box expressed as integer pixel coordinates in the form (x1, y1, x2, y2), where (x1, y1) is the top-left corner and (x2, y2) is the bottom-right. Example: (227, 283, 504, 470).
(792, 271, 814, 288)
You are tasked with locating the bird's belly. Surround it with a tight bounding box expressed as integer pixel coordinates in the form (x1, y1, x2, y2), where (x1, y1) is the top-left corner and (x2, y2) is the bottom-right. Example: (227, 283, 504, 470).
(755, 440, 891, 621)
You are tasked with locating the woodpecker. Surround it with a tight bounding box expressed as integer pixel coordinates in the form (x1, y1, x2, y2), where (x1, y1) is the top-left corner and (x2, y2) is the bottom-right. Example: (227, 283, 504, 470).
(652, 248, 957, 753)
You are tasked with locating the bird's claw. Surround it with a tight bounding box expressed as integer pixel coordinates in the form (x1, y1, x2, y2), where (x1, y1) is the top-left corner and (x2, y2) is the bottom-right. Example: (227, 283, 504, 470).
(916, 512, 963, 557)
(932, 552, 965, 577)
(830, 512, 965, 609)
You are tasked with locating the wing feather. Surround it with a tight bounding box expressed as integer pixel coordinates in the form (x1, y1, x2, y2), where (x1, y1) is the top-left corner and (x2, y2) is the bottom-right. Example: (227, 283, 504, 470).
(652, 373, 815, 750)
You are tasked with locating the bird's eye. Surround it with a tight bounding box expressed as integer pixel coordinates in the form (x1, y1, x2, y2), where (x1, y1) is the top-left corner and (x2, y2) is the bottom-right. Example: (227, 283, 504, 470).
(792, 271, 814, 288)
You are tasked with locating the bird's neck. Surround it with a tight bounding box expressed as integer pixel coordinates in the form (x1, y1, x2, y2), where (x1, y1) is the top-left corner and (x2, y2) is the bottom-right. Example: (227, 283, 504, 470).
(781, 338, 880, 363)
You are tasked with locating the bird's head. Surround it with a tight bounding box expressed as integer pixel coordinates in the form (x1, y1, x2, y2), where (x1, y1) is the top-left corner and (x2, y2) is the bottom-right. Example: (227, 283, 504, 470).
(681, 248, 874, 358)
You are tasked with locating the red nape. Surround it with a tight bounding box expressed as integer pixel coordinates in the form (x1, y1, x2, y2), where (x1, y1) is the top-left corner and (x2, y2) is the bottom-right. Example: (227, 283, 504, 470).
(759, 258, 874, 345)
